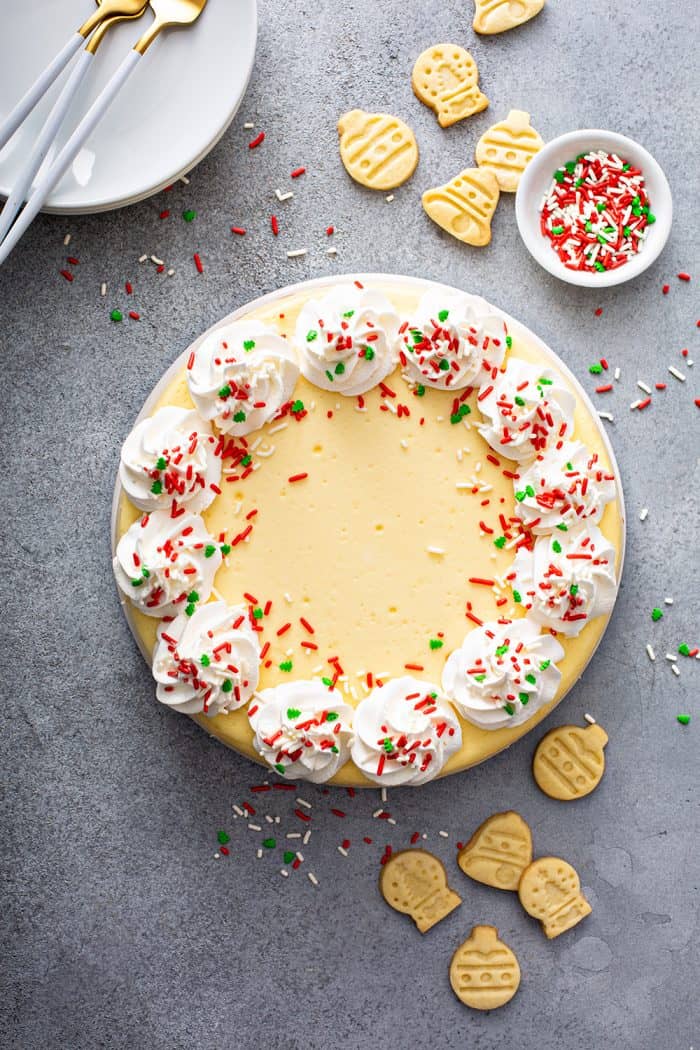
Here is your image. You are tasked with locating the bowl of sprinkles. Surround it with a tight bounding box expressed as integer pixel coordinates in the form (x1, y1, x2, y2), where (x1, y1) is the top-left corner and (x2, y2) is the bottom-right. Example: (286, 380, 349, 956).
(516, 129, 672, 287)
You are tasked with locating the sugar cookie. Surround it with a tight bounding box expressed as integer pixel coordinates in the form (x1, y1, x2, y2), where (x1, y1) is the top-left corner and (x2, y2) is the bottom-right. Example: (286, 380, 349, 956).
(337, 109, 419, 190)
(518, 857, 591, 938)
(412, 44, 489, 127)
(379, 849, 462, 933)
(475, 110, 544, 192)
(473, 0, 545, 35)
(533, 723, 609, 801)
(458, 811, 533, 891)
(449, 926, 521, 1010)
(422, 167, 499, 246)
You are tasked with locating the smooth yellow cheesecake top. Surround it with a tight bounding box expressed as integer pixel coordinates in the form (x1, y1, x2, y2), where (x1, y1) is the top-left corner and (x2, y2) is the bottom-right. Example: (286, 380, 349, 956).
(115, 279, 624, 786)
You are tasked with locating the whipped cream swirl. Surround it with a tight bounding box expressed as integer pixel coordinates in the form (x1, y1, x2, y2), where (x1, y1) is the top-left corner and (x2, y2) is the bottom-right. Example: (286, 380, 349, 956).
(511, 523, 617, 637)
(294, 284, 399, 395)
(514, 440, 616, 534)
(187, 319, 299, 435)
(400, 290, 506, 391)
(152, 602, 260, 716)
(113, 509, 222, 618)
(248, 680, 354, 783)
(442, 619, 564, 729)
(119, 406, 222, 513)
(477, 359, 576, 462)
(351, 676, 462, 785)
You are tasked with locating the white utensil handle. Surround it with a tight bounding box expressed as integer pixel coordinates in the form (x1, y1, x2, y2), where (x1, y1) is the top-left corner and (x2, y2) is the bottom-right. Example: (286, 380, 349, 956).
(0, 32, 85, 153)
(0, 50, 95, 242)
(0, 49, 142, 267)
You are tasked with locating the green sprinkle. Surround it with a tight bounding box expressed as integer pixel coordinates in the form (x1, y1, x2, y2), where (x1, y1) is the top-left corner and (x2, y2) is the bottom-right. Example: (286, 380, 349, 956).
(514, 396, 526, 407)
(494, 536, 506, 549)
(450, 412, 462, 425)
(217, 830, 230, 845)
(570, 584, 579, 596)
(274, 763, 286, 774)
(552, 539, 562, 553)
(241, 454, 252, 467)
(429, 639, 443, 650)
(342, 309, 355, 318)
(504, 702, 516, 716)
(525, 673, 537, 685)
(326, 711, 339, 721)
(438, 358, 450, 371)
(283, 850, 295, 863)
(382, 737, 394, 753)
(556, 523, 568, 531)
(505, 335, 513, 349)
(519, 692, 530, 705)
(252, 607, 263, 619)
(321, 676, 333, 687)
(334, 362, 345, 375)
(291, 399, 305, 413)
(110, 308, 123, 322)
(287, 707, 301, 719)
(142, 568, 150, 578)
(474, 673, 486, 682)
(596, 234, 608, 244)
(201, 654, 211, 667)
(204, 544, 216, 558)
(575, 177, 584, 188)
(221, 680, 233, 693)
(415, 384, 426, 397)
(678, 644, 691, 657)
(596, 202, 606, 212)
(306, 329, 318, 342)
(182, 209, 196, 222)
(651, 607, 663, 622)
(218, 384, 232, 398)
(512, 590, 522, 604)
(589, 363, 603, 374)
(553, 170, 566, 183)
(584, 221, 593, 233)
(594, 261, 606, 272)
(364, 346, 375, 361)
(495, 644, 509, 657)
(131, 578, 144, 588)
(262, 838, 276, 849)
(325, 370, 334, 382)
(538, 377, 553, 386)
(220, 543, 231, 555)
(155, 456, 167, 471)
(525, 485, 535, 497)
(150, 480, 163, 495)
(437, 309, 449, 322)
(565, 161, 576, 174)
(243, 339, 255, 351)
(646, 213, 656, 225)
(676, 714, 691, 725)
(622, 162, 630, 171)
(411, 329, 423, 344)
(233, 410, 246, 423)
(515, 490, 526, 502)
(539, 659, 551, 671)
(279, 660, 293, 672)
(188, 591, 200, 603)
(331, 745, 339, 753)
(185, 603, 196, 616)
(551, 225, 564, 235)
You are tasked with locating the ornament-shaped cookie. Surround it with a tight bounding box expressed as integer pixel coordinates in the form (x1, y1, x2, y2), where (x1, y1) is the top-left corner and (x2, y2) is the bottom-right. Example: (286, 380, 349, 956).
(379, 849, 462, 933)
(518, 857, 591, 939)
(533, 723, 608, 801)
(412, 44, 489, 127)
(422, 168, 499, 247)
(475, 110, 544, 192)
(458, 811, 533, 891)
(337, 110, 419, 190)
(473, 0, 545, 35)
(449, 926, 520, 1010)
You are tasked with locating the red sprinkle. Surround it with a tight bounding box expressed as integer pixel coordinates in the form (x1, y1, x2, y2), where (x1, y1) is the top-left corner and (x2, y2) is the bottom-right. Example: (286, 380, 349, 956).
(290, 167, 306, 178)
(125, 281, 133, 294)
(59, 269, 73, 282)
(288, 472, 308, 483)
(159, 209, 170, 219)
(326, 226, 334, 236)
(231, 226, 246, 236)
(248, 131, 265, 149)
(129, 311, 140, 321)
(677, 272, 691, 281)
(594, 307, 603, 316)
(193, 252, 204, 274)
(271, 215, 279, 236)
(662, 284, 670, 295)
(596, 383, 613, 393)
(637, 397, 652, 410)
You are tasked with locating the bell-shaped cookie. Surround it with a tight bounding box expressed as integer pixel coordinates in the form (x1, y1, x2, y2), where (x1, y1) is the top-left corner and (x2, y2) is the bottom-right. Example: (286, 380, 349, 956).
(458, 811, 533, 891)
(475, 110, 544, 192)
(412, 44, 489, 127)
(473, 0, 546, 35)
(450, 925, 521, 1009)
(422, 167, 499, 247)
(533, 723, 608, 801)
(380, 849, 462, 933)
(518, 856, 592, 938)
(337, 109, 419, 190)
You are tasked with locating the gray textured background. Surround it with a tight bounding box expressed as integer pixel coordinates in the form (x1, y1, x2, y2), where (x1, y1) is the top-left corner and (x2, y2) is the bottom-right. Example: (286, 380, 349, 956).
(1, 1, 698, 1048)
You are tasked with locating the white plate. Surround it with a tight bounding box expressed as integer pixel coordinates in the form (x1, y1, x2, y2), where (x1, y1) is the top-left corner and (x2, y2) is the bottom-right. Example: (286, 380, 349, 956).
(0, 0, 257, 214)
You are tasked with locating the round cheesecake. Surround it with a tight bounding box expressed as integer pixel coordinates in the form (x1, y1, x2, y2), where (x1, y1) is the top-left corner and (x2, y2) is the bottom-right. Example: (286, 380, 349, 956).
(112, 274, 624, 787)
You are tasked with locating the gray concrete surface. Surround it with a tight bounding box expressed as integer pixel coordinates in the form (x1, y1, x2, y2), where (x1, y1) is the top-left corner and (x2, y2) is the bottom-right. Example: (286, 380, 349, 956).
(1, 1, 698, 1048)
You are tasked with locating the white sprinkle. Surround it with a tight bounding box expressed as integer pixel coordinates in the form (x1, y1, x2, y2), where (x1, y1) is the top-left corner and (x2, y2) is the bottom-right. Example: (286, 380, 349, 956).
(210, 586, 225, 603)
(646, 644, 656, 661)
(584, 713, 597, 725)
(664, 597, 674, 605)
(100, 282, 107, 297)
(637, 380, 652, 394)
(668, 366, 686, 382)
(138, 253, 148, 263)
(167, 268, 175, 277)
(385, 194, 394, 202)
(639, 507, 649, 521)
(456, 448, 463, 462)
(264, 814, 274, 824)
(150, 254, 164, 266)
(275, 816, 281, 824)
(63, 233, 72, 246)
(275, 189, 294, 202)
(280, 869, 289, 878)
(614, 366, 621, 381)
(286, 832, 301, 839)
(671, 664, 681, 677)
(287, 248, 307, 258)
(381, 787, 388, 803)
(307, 872, 319, 887)
(296, 797, 312, 809)
(337, 846, 348, 857)
(387, 817, 397, 826)
(687, 359, 694, 367)
(598, 411, 614, 422)
(303, 829, 311, 845)
(629, 399, 642, 410)
(422, 833, 428, 840)
(179, 174, 190, 185)
(455, 482, 473, 490)
(326, 246, 338, 255)
(427, 546, 445, 555)
(248, 823, 261, 832)
(243, 121, 255, 129)
(438, 830, 449, 838)
(284, 592, 293, 603)
(664, 653, 675, 662)
(214, 852, 220, 859)
(372, 808, 384, 819)
(267, 421, 288, 435)
(256, 848, 263, 859)
(400, 439, 408, 449)
(296, 851, 304, 863)
(232, 804, 244, 817)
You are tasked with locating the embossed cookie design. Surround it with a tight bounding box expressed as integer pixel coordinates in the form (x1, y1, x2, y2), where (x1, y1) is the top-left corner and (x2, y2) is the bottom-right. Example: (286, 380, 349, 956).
(379, 849, 462, 933)
(337, 109, 419, 190)
(518, 856, 591, 938)
(449, 925, 521, 1009)
(422, 167, 499, 247)
(412, 44, 489, 127)
(475, 110, 544, 192)
(473, 0, 545, 35)
(458, 811, 533, 891)
(533, 723, 609, 800)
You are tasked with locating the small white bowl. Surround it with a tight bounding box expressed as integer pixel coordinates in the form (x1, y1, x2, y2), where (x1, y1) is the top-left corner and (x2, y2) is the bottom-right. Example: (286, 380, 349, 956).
(515, 129, 672, 288)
